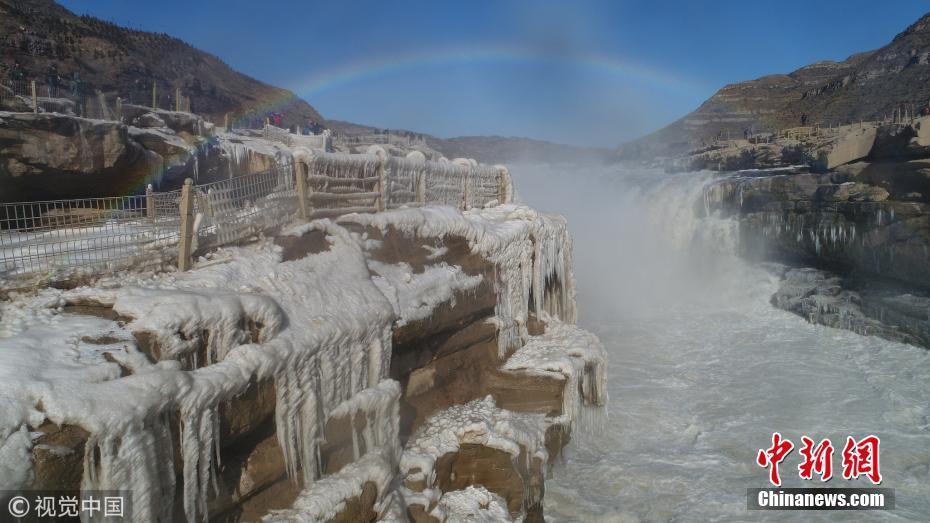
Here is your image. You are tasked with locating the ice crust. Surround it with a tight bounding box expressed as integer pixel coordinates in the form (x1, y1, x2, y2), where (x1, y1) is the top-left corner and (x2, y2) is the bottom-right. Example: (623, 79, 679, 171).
(503, 317, 608, 429)
(0, 203, 596, 522)
(432, 486, 513, 523)
(343, 204, 577, 357)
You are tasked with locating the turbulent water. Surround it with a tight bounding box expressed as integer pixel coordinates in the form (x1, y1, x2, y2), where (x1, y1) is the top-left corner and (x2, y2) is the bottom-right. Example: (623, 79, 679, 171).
(510, 164, 930, 522)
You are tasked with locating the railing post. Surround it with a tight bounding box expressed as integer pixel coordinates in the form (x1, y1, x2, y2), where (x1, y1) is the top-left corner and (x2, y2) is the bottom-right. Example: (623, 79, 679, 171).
(175, 87, 181, 112)
(177, 178, 195, 271)
(224, 113, 229, 131)
(116, 97, 123, 121)
(462, 171, 470, 210)
(31, 80, 37, 114)
(296, 164, 308, 220)
(496, 165, 512, 204)
(376, 155, 387, 212)
(416, 168, 426, 204)
(152, 81, 157, 111)
(146, 184, 155, 221)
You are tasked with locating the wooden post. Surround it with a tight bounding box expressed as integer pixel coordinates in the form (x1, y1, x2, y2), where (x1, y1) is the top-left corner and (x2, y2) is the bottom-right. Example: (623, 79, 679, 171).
(224, 113, 229, 131)
(462, 168, 471, 210)
(375, 156, 387, 212)
(31, 80, 37, 113)
(116, 97, 123, 121)
(145, 184, 155, 221)
(496, 166, 511, 204)
(177, 178, 195, 271)
(416, 169, 426, 204)
(296, 163, 308, 220)
(152, 82, 157, 111)
(175, 87, 181, 112)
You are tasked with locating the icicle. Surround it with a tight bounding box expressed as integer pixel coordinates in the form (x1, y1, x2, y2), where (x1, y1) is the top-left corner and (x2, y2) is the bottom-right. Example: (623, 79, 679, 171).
(80, 416, 176, 523)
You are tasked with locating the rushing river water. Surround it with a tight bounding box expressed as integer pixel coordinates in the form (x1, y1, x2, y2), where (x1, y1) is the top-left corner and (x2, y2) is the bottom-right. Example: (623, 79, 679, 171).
(511, 164, 930, 522)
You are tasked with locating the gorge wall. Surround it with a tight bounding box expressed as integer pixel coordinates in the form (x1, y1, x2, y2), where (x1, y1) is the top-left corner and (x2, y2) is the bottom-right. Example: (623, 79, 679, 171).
(702, 158, 930, 348)
(0, 202, 606, 522)
(617, 11, 930, 162)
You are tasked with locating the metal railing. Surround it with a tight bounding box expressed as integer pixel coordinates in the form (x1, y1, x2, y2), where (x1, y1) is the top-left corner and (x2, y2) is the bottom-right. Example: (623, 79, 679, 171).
(0, 152, 512, 291)
(0, 193, 182, 284)
(0, 77, 195, 121)
(331, 132, 428, 149)
(262, 124, 332, 152)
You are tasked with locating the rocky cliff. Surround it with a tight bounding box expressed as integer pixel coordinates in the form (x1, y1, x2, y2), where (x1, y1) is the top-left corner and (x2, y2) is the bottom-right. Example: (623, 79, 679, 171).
(0, 0, 323, 130)
(0, 108, 304, 202)
(702, 161, 930, 348)
(618, 12, 930, 161)
(0, 203, 606, 522)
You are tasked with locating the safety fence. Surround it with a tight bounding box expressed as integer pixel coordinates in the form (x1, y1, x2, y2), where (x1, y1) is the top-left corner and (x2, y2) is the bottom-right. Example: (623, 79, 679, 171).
(297, 151, 507, 219)
(0, 77, 194, 121)
(263, 124, 332, 152)
(331, 132, 429, 149)
(0, 152, 511, 290)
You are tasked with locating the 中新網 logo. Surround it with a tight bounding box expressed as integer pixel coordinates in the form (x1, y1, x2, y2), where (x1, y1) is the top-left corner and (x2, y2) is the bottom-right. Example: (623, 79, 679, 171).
(756, 433, 881, 486)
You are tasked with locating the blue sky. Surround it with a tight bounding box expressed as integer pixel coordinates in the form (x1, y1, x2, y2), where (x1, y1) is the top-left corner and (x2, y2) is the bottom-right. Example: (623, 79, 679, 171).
(59, 0, 930, 146)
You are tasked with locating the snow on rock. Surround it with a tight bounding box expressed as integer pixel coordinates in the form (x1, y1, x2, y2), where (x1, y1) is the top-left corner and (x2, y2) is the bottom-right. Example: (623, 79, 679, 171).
(215, 130, 295, 178)
(326, 380, 402, 471)
(432, 486, 513, 523)
(343, 204, 576, 358)
(82, 287, 287, 365)
(0, 219, 396, 522)
(0, 200, 596, 522)
(502, 317, 608, 432)
(369, 260, 483, 326)
(0, 426, 33, 490)
(399, 396, 548, 515)
(262, 449, 396, 523)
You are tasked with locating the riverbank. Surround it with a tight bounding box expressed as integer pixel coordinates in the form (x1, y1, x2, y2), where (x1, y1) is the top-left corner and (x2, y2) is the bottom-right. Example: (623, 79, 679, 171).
(511, 163, 930, 521)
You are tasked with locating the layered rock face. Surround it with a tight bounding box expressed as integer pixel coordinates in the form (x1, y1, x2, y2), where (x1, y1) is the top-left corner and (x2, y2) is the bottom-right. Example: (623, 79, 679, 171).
(704, 164, 930, 348)
(0, 203, 606, 522)
(617, 11, 930, 161)
(0, 110, 295, 202)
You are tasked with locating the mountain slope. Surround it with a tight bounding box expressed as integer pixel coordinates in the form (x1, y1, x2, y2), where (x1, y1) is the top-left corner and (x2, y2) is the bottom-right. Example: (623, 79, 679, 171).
(327, 120, 607, 164)
(3, 0, 595, 165)
(0, 0, 323, 129)
(618, 12, 930, 160)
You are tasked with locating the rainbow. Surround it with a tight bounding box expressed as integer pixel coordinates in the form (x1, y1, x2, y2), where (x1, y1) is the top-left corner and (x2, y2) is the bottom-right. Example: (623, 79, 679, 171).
(295, 45, 700, 97)
(234, 45, 703, 125)
(121, 46, 699, 195)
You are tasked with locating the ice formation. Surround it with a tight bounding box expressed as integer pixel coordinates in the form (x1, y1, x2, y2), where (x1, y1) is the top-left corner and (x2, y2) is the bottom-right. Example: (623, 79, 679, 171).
(399, 396, 549, 516)
(0, 198, 600, 522)
(324, 380, 401, 471)
(432, 486, 513, 523)
(343, 204, 577, 357)
(502, 317, 608, 430)
(369, 260, 483, 326)
(262, 449, 395, 522)
(215, 131, 295, 179)
(0, 220, 396, 522)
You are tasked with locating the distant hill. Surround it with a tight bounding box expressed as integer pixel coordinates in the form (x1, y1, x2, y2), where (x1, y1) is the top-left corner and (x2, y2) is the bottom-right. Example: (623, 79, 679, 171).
(2, 0, 596, 166)
(0, 0, 323, 129)
(617, 12, 930, 161)
(328, 120, 607, 164)
(425, 135, 610, 165)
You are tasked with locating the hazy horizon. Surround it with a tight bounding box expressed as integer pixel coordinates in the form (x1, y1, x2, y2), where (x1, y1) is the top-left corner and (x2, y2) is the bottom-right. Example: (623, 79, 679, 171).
(59, 0, 930, 147)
